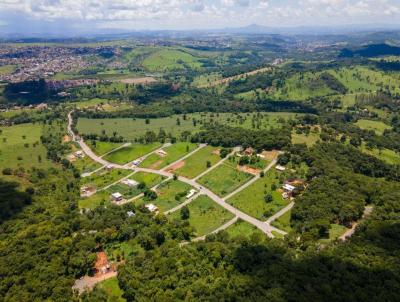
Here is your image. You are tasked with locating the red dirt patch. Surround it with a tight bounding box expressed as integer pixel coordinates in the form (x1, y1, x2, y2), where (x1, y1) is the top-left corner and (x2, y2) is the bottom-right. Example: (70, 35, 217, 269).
(149, 160, 164, 170)
(62, 135, 71, 143)
(237, 165, 261, 176)
(212, 149, 221, 155)
(94, 251, 110, 277)
(166, 161, 185, 173)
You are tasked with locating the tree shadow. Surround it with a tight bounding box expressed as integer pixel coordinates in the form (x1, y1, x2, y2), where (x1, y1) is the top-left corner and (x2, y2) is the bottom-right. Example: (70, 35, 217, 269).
(0, 180, 33, 224)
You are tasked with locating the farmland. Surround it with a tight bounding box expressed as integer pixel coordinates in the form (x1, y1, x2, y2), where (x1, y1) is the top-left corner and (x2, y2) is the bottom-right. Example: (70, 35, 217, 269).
(198, 157, 253, 197)
(355, 119, 392, 135)
(140, 142, 198, 169)
(0, 123, 52, 170)
(103, 143, 161, 164)
(174, 145, 221, 178)
(76, 112, 299, 141)
(170, 195, 235, 237)
(227, 169, 288, 220)
(141, 48, 203, 71)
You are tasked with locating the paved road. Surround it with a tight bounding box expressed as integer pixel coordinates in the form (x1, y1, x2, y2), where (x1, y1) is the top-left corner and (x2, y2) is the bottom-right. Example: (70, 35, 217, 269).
(165, 192, 203, 215)
(223, 159, 277, 201)
(68, 112, 285, 237)
(265, 201, 295, 224)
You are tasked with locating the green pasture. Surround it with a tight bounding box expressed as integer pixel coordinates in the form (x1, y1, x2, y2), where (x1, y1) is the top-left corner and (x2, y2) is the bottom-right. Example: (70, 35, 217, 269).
(140, 142, 198, 169)
(104, 143, 161, 164)
(142, 48, 203, 71)
(225, 219, 265, 240)
(72, 154, 102, 174)
(198, 158, 253, 197)
(170, 195, 234, 237)
(174, 145, 221, 178)
(79, 191, 110, 209)
(88, 140, 123, 156)
(0, 123, 52, 170)
(355, 119, 392, 135)
(291, 131, 320, 147)
(271, 210, 292, 233)
(360, 143, 400, 165)
(130, 172, 165, 188)
(227, 169, 288, 220)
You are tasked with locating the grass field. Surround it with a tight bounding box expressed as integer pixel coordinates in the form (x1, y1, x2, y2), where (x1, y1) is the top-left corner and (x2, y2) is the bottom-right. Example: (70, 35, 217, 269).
(77, 112, 300, 141)
(360, 143, 400, 165)
(79, 191, 110, 209)
(142, 48, 203, 71)
(88, 140, 123, 156)
(104, 143, 161, 164)
(227, 169, 288, 220)
(72, 154, 103, 174)
(271, 210, 292, 233)
(0, 123, 52, 170)
(130, 172, 165, 188)
(96, 277, 126, 302)
(355, 119, 392, 135)
(291, 131, 320, 146)
(192, 73, 222, 87)
(140, 142, 198, 169)
(170, 195, 234, 237)
(198, 157, 253, 197)
(319, 224, 348, 244)
(174, 145, 221, 178)
(225, 219, 265, 240)
(80, 168, 132, 189)
(142, 179, 194, 212)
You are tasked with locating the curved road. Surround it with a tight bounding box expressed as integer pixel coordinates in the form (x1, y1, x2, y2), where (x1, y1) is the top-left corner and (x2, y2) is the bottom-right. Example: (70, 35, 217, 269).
(68, 111, 285, 238)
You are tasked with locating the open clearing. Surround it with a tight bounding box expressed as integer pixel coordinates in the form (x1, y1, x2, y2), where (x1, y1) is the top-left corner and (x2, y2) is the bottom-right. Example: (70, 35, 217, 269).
(130, 172, 165, 188)
(227, 169, 288, 220)
(225, 219, 265, 239)
(174, 145, 221, 178)
(271, 209, 292, 233)
(72, 153, 103, 174)
(0, 123, 52, 170)
(139, 179, 193, 212)
(76, 112, 300, 141)
(291, 131, 320, 146)
(96, 277, 126, 302)
(79, 191, 110, 209)
(360, 143, 400, 165)
(88, 141, 123, 156)
(104, 143, 161, 164)
(170, 195, 235, 237)
(118, 76, 157, 84)
(142, 48, 203, 71)
(355, 119, 392, 135)
(81, 168, 132, 189)
(198, 158, 253, 197)
(140, 142, 198, 169)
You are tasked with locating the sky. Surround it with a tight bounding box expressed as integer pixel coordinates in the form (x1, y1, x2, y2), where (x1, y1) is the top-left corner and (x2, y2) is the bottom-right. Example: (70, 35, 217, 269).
(0, 0, 400, 35)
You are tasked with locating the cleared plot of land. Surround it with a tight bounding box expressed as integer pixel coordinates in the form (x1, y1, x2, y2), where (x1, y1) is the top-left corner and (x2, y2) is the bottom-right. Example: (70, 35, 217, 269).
(360, 143, 400, 165)
(0, 64, 17, 75)
(174, 145, 221, 178)
(77, 112, 299, 141)
(355, 119, 392, 135)
(170, 195, 235, 237)
(227, 169, 288, 220)
(104, 143, 161, 165)
(271, 209, 292, 233)
(319, 224, 349, 244)
(79, 191, 110, 209)
(96, 277, 126, 302)
(225, 219, 265, 240)
(198, 158, 253, 197)
(140, 180, 193, 212)
(0, 123, 52, 170)
(140, 142, 198, 169)
(118, 77, 157, 84)
(81, 168, 132, 189)
(130, 172, 165, 188)
(72, 154, 103, 174)
(142, 49, 203, 71)
(291, 131, 320, 147)
(88, 140, 123, 156)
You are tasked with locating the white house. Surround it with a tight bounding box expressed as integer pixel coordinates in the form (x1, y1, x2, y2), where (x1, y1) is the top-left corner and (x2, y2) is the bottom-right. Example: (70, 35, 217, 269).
(111, 192, 123, 202)
(121, 179, 139, 187)
(275, 165, 286, 172)
(145, 203, 159, 213)
(74, 150, 84, 158)
(186, 189, 197, 199)
(127, 211, 135, 217)
(282, 184, 296, 193)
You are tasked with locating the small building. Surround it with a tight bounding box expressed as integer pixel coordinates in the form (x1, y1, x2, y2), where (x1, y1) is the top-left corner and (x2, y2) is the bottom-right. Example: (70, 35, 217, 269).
(282, 184, 296, 193)
(145, 203, 159, 213)
(186, 189, 197, 199)
(121, 179, 139, 187)
(257, 153, 265, 159)
(132, 159, 141, 166)
(157, 149, 168, 157)
(111, 192, 123, 202)
(282, 192, 289, 199)
(74, 150, 84, 158)
(127, 211, 135, 217)
(106, 165, 114, 170)
(275, 165, 286, 172)
(244, 147, 254, 156)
